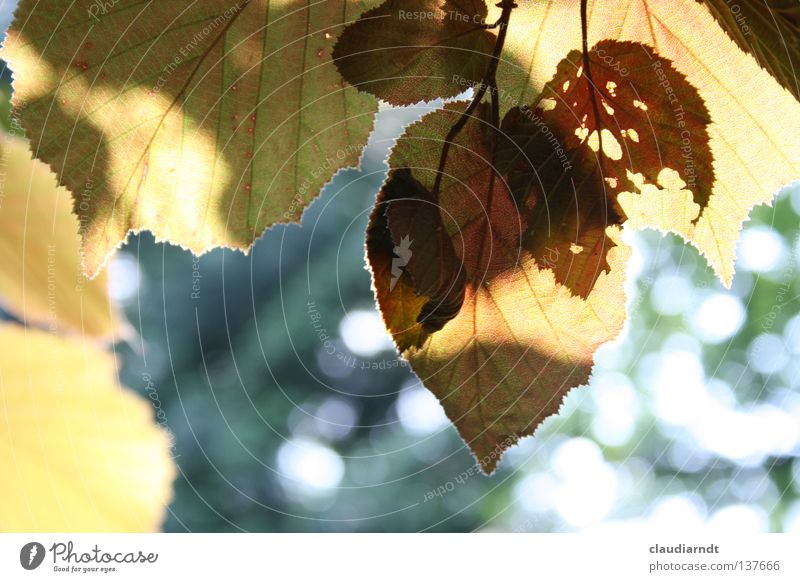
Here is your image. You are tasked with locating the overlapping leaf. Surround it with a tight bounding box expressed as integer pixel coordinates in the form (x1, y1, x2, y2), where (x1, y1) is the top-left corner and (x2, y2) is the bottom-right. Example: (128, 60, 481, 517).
(3, 0, 799, 476)
(491, 0, 800, 284)
(0, 325, 175, 531)
(333, 0, 496, 105)
(366, 7, 799, 467)
(0, 136, 126, 339)
(495, 40, 713, 297)
(1, 0, 380, 276)
(700, 0, 800, 100)
(368, 101, 631, 472)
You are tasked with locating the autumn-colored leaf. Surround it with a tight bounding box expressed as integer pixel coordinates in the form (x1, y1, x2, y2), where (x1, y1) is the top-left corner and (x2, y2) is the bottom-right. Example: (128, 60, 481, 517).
(367, 194, 431, 351)
(1, 0, 379, 276)
(492, 0, 800, 284)
(368, 103, 630, 472)
(0, 325, 175, 531)
(494, 39, 712, 297)
(333, 0, 496, 105)
(5, 0, 800, 477)
(700, 0, 800, 101)
(0, 135, 126, 339)
(368, 0, 799, 466)
(381, 169, 466, 342)
(496, 104, 621, 298)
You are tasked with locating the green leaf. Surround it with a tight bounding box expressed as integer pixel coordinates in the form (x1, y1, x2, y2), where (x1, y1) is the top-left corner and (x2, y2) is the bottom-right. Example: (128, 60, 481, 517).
(1, 0, 379, 276)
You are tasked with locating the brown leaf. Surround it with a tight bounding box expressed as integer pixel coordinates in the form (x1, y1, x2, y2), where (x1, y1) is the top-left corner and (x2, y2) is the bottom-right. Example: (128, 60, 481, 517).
(536, 40, 713, 211)
(494, 40, 713, 297)
(496, 104, 620, 298)
(383, 169, 467, 339)
(493, 0, 800, 285)
(333, 0, 496, 105)
(700, 0, 800, 101)
(368, 102, 630, 472)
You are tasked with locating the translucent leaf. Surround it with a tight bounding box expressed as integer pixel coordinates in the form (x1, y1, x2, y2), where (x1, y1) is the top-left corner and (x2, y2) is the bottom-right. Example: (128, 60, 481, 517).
(493, 0, 800, 284)
(333, 0, 496, 105)
(494, 40, 712, 297)
(701, 0, 800, 100)
(368, 103, 630, 472)
(0, 325, 175, 531)
(0, 136, 126, 339)
(1, 0, 380, 276)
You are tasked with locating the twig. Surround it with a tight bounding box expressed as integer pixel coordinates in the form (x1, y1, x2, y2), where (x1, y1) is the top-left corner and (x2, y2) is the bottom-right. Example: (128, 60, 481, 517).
(431, 0, 516, 202)
(581, 0, 604, 173)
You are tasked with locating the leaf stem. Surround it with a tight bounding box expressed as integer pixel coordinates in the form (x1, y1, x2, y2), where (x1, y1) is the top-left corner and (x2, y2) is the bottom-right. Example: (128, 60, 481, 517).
(431, 0, 516, 202)
(581, 0, 605, 171)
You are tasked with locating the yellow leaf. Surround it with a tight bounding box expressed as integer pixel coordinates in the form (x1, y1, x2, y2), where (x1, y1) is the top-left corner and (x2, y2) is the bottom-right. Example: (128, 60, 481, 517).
(0, 325, 175, 532)
(1, 0, 380, 276)
(0, 135, 126, 339)
(493, 0, 800, 284)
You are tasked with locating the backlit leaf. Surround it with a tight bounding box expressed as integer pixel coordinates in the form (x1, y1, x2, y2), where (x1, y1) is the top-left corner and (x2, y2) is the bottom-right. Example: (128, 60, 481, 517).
(0, 135, 126, 339)
(368, 103, 630, 472)
(0, 325, 175, 531)
(492, 0, 800, 285)
(1, 0, 379, 276)
(700, 0, 800, 100)
(494, 40, 712, 297)
(382, 168, 466, 342)
(333, 0, 496, 105)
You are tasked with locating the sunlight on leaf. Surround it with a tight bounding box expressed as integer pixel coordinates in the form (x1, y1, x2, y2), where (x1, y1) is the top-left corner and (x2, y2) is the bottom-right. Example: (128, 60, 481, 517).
(0, 325, 175, 531)
(491, 0, 800, 285)
(368, 103, 630, 472)
(1, 0, 380, 276)
(494, 40, 712, 297)
(0, 136, 126, 339)
(700, 0, 800, 101)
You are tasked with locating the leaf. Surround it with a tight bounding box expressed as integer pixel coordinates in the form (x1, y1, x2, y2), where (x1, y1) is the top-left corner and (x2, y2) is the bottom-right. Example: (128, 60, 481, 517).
(0, 135, 126, 339)
(0, 325, 175, 531)
(333, 0, 496, 105)
(700, 0, 800, 101)
(1, 0, 380, 276)
(492, 0, 800, 285)
(494, 39, 713, 297)
(367, 103, 630, 472)
(367, 196, 431, 351)
(496, 103, 621, 299)
(382, 168, 466, 343)
(370, 16, 796, 468)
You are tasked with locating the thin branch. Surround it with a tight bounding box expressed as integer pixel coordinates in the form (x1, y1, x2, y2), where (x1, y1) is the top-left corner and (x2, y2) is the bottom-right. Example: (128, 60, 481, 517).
(431, 0, 516, 202)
